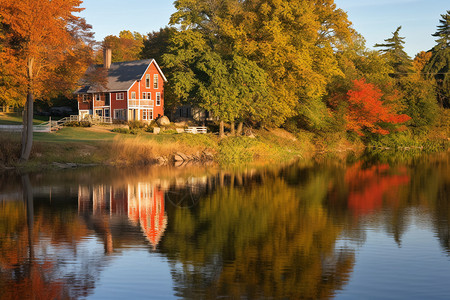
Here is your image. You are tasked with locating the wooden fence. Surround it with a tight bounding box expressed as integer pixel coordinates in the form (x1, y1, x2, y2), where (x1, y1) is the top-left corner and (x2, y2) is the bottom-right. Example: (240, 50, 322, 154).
(0, 123, 52, 133)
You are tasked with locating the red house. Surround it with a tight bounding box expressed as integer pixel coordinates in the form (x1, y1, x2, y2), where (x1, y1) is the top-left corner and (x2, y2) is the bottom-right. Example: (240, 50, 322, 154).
(75, 49, 167, 123)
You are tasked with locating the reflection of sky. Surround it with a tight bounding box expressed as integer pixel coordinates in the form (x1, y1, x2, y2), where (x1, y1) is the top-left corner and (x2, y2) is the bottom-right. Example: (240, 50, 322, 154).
(335, 219, 450, 299)
(90, 250, 174, 299)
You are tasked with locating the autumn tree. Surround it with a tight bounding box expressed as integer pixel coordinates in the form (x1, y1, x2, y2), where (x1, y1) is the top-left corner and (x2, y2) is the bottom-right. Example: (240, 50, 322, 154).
(327, 32, 397, 133)
(424, 10, 450, 108)
(166, 0, 354, 133)
(97, 30, 144, 63)
(0, 0, 93, 161)
(330, 31, 436, 135)
(344, 79, 410, 136)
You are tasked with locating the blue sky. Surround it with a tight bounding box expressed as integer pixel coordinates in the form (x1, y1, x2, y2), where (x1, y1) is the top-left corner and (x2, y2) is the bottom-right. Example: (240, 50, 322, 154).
(79, 0, 448, 57)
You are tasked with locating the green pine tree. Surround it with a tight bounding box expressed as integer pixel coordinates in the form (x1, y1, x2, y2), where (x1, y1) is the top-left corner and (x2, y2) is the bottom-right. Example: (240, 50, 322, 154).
(374, 26, 413, 78)
(424, 10, 450, 107)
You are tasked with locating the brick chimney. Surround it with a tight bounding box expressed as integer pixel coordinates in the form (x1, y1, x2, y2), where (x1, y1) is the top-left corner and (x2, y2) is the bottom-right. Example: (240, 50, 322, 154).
(103, 47, 112, 69)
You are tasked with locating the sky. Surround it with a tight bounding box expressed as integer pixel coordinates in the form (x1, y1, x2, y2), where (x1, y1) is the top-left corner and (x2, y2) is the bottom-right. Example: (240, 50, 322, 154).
(78, 0, 449, 57)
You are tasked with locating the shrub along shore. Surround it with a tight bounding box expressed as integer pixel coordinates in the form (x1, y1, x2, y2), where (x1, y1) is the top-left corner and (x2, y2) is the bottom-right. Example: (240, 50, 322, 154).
(1, 120, 449, 172)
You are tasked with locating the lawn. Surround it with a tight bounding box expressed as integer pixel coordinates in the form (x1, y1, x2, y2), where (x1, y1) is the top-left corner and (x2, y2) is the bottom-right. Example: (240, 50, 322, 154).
(34, 127, 118, 143)
(0, 113, 49, 125)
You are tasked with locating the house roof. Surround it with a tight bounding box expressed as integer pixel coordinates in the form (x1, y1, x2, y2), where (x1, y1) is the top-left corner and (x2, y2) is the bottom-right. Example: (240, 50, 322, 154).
(75, 59, 167, 94)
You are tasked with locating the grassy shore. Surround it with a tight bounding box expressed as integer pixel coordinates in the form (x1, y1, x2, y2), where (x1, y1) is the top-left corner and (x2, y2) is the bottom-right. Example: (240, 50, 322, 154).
(1, 112, 449, 170)
(0, 125, 319, 170)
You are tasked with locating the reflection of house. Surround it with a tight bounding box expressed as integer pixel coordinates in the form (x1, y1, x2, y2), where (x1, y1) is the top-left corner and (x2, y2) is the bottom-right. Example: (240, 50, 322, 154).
(128, 183, 167, 248)
(77, 183, 167, 248)
(75, 48, 167, 123)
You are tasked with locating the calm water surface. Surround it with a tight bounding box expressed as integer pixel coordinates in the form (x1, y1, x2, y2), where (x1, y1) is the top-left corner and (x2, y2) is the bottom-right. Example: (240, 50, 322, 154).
(1, 151, 450, 299)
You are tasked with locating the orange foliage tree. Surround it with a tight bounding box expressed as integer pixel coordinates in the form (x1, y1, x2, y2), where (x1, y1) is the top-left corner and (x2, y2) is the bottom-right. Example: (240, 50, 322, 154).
(0, 0, 93, 161)
(345, 79, 411, 135)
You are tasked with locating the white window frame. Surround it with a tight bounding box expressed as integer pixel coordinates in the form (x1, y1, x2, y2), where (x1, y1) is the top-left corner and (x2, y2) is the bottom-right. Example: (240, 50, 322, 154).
(142, 109, 153, 120)
(82, 94, 90, 102)
(114, 109, 126, 120)
(131, 92, 136, 99)
(153, 74, 159, 89)
(145, 74, 150, 89)
(95, 109, 103, 117)
(156, 92, 161, 106)
(116, 92, 124, 100)
(95, 93, 101, 101)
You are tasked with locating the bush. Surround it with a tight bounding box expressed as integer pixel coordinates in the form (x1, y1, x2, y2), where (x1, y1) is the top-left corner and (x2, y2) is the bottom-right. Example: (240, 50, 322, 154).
(128, 120, 146, 130)
(65, 121, 91, 127)
(218, 137, 257, 165)
(0, 134, 20, 166)
(112, 127, 140, 135)
(112, 128, 130, 134)
(113, 119, 127, 125)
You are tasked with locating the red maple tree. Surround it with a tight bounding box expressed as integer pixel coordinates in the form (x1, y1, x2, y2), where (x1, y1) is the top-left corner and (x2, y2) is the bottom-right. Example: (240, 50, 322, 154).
(345, 79, 410, 136)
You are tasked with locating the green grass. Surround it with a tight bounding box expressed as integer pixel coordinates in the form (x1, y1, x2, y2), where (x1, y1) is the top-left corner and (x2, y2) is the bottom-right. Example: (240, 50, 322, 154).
(34, 127, 117, 143)
(0, 113, 49, 125)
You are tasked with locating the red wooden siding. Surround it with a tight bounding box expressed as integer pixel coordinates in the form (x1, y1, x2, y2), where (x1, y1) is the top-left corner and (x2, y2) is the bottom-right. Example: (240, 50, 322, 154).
(77, 94, 91, 110)
(110, 92, 127, 111)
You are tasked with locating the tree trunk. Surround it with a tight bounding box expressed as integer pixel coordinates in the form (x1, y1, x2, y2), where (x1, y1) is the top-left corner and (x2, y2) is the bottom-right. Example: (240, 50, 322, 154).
(20, 58, 35, 162)
(219, 120, 225, 138)
(236, 122, 243, 136)
(230, 121, 235, 136)
(20, 92, 34, 162)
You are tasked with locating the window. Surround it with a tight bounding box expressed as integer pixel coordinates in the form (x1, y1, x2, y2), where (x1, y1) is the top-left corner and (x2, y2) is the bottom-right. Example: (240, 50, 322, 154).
(153, 74, 159, 89)
(145, 74, 150, 88)
(116, 92, 124, 100)
(95, 94, 101, 101)
(156, 92, 161, 106)
(131, 92, 136, 99)
(104, 109, 110, 118)
(114, 109, 126, 120)
(142, 109, 153, 120)
(142, 92, 151, 100)
(95, 109, 103, 117)
(82, 94, 90, 102)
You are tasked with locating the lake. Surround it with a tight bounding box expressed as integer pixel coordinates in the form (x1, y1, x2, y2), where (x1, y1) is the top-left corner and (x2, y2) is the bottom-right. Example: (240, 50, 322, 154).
(1, 151, 450, 299)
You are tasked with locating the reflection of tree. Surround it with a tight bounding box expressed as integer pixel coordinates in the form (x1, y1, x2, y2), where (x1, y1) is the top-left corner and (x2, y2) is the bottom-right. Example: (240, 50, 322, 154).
(0, 175, 67, 299)
(430, 153, 450, 254)
(0, 176, 108, 299)
(344, 162, 411, 246)
(162, 175, 355, 299)
(345, 162, 410, 215)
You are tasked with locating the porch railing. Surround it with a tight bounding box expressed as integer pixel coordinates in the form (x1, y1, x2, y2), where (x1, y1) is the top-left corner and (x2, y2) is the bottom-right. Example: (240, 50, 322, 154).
(128, 99, 154, 107)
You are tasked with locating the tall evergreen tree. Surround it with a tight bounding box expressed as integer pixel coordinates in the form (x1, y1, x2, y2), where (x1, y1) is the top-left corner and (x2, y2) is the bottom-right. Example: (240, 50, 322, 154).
(424, 10, 450, 107)
(374, 26, 412, 77)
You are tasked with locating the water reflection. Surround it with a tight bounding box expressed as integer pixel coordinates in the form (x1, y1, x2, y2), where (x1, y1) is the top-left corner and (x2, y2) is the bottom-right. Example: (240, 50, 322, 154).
(0, 152, 450, 299)
(78, 182, 167, 250)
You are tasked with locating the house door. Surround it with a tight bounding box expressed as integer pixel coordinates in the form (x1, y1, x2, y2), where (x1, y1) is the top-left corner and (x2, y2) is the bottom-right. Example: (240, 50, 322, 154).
(128, 109, 138, 121)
